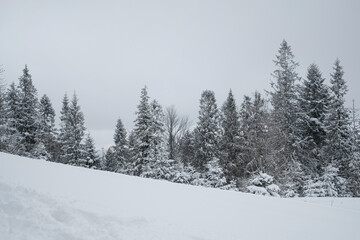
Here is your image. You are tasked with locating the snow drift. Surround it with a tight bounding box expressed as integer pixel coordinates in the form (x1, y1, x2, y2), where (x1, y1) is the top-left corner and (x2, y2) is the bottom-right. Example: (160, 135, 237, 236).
(0, 152, 359, 240)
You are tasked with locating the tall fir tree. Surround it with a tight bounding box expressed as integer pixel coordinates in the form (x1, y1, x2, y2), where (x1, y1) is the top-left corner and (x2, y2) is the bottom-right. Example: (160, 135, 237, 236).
(112, 118, 128, 172)
(299, 64, 330, 175)
(193, 90, 221, 171)
(220, 90, 242, 180)
(4, 83, 24, 154)
(17, 65, 40, 156)
(326, 59, 353, 195)
(59, 94, 71, 163)
(38, 94, 58, 161)
(59, 93, 86, 165)
(240, 92, 270, 176)
(268, 40, 303, 194)
(83, 133, 99, 168)
(133, 86, 153, 176)
(0, 67, 7, 151)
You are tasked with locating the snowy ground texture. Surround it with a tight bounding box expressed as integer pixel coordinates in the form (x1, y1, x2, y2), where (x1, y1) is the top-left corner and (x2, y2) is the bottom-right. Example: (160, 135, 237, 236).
(0, 152, 360, 240)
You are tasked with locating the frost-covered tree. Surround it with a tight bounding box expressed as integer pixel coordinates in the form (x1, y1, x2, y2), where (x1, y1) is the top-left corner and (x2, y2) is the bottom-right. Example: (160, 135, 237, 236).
(178, 130, 195, 166)
(326, 59, 353, 195)
(38, 94, 58, 161)
(220, 90, 242, 180)
(164, 105, 190, 160)
(240, 92, 271, 175)
(82, 133, 99, 168)
(112, 118, 128, 172)
(59, 93, 86, 165)
(4, 83, 24, 154)
(58, 94, 71, 163)
(133, 87, 153, 175)
(193, 90, 221, 171)
(17, 65, 41, 156)
(299, 64, 330, 175)
(268, 40, 303, 193)
(0, 67, 7, 151)
(349, 100, 360, 196)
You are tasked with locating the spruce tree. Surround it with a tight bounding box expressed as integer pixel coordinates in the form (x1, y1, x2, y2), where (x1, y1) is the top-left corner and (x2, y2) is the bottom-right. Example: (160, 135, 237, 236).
(59, 93, 86, 165)
(326, 59, 353, 195)
(17, 65, 40, 156)
(268, 40, 303, 194)
(83, 133, 99, 168)
(38, 94, 58, 161)
(193, 90, 221, 171)
(240, 92, 270, 176)
(68, 93, 86, 165)
(299, 64, 330, 175)
(0, 67, 7, 151)
(220, 90, 242, 180)
(58, 94, 72, 163)
(5, 82, 25, 155)
(133, 86, 152, 175)
(113, 118, 128, 172)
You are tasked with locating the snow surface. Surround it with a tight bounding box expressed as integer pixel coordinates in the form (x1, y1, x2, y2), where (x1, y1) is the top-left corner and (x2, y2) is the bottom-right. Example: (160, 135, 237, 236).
(0, 152, 359, 240)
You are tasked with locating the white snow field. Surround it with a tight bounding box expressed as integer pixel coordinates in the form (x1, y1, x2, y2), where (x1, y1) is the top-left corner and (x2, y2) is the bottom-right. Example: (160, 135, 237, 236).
(0, 152, 359, 240)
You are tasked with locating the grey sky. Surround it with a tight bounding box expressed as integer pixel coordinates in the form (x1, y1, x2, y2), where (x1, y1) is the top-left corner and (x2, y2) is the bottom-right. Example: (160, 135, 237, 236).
(1, 0, 359, 149)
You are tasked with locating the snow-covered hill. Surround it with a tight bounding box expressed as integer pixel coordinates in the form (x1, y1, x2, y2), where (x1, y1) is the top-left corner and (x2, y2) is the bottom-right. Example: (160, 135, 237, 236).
(0, 152, 359, 240)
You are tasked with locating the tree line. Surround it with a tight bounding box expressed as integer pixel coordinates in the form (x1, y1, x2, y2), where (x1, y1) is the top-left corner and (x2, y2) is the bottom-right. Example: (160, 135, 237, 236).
(0, 40, 359, 197)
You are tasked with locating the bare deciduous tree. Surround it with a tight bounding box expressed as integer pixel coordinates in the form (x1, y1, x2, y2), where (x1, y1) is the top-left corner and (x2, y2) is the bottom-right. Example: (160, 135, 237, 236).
(165, 105, 190, 159)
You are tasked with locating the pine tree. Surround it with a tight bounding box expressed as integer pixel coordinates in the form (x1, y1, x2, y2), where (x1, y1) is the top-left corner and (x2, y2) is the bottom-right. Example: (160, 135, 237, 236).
(326, 59, 353, 195)
(133, 86, 153, 176)
(82, 133, 99, 168)
(38, 94, 58, 161)
(5, 82, 25, 155)
(240, 92, 270, 176)
(59, 94, 71, 163)
(299, 64, 330, 175)
(193, 90, 221, 171)
(268, 40, 303, 194)
(349, 100, 360, 196)
(59, 93, 86, 165)
(220, 90, 242, 180)
(17, 65, 40, 156)
(113, 118, 128, 172)
(143, 99, 170, 179)
(0, 67, 7, 151)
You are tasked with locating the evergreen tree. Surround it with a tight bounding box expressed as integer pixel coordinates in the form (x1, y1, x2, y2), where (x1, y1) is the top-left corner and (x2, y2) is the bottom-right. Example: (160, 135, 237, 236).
(133, 86, 153, 175)
(38, 94, 58, 161)
(193, 90, 221, 171)
(113, 118, 128, 172)
(59, 94, 71, 163)
(299, 64, 330, 175)
(240, 92, 270, 176)
(59, 93, 86, 165)
(268, 40, 303, 194)
(220, 90, 242, 180)
(17, 65, 40, 156)
(104, 146, 117, 171)
(82, 133, 99, 168)
(5, 82, 25, 155)
(0, 67, 7, 151)
(326, 59, 352, 195)
(349, 100, 360, 196)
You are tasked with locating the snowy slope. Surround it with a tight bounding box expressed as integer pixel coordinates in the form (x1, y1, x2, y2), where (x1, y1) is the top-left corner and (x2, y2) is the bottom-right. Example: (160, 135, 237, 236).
(0, 152, 359, 240)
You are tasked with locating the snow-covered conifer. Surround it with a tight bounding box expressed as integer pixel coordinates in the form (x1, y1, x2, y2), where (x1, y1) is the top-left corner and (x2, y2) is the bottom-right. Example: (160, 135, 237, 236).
(220, 90, 242, 180)
(193, 90, 221, 171)
(326, 59, 353, 195)
(299, 64, 330, 174)
(17, 65, 40, 156)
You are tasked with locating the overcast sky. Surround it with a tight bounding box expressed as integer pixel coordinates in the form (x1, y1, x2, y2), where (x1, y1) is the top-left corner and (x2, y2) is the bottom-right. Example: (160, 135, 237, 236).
(1, 0, 359, 149)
